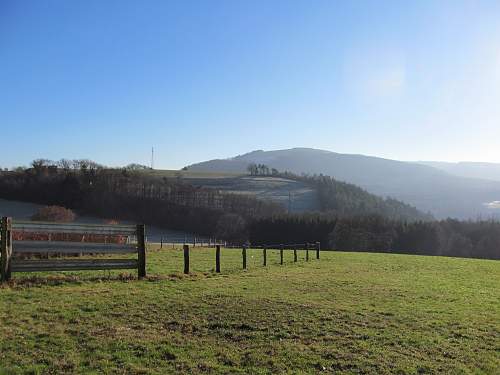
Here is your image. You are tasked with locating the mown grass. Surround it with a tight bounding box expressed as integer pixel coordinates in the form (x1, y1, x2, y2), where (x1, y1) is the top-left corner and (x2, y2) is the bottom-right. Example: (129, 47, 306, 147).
(0, 247, 499, 374)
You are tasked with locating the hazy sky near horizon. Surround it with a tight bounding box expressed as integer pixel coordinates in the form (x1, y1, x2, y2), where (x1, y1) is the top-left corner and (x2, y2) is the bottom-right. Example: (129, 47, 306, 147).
(2, 0, 500, 169)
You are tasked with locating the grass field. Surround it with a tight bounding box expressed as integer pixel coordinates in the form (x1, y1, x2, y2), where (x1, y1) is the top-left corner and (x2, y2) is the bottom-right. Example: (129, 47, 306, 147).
(0, 247, 499, 374)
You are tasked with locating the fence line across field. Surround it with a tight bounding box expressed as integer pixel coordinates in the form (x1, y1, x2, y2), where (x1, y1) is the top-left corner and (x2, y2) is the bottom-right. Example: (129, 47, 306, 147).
(1, 217, 146, 282)
(1, 216, 321, 281)
(181, 242, 320, 274)
(157, 236, 225, 248)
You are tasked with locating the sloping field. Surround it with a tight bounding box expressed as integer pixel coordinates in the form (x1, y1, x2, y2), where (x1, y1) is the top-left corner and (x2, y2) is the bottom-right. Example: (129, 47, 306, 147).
(149, 170, 319, 212)
(147, 170, 320, 212)
(0, 249, 499, 374)
(183, 176, 319, 212)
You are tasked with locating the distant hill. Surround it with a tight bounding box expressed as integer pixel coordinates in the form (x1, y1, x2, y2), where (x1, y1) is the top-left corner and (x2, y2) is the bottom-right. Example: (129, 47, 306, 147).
(186, 148, 500, 219)
(0, 165, 428, 237)
(418, 161, 500, 182)
(148, 173, 430, 221)
(164, 174, 320, 213)
(128, 167, 430, 221)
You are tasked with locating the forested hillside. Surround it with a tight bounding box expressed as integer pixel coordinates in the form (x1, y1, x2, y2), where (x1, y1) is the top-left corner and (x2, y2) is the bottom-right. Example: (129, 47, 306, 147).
(286, 173, 432, 222)
(0, 160, 284, 238)
(1, 159, 499, 259)
(0, 159, 430, 224)
(186, 148, 500, 219)
(146, 167, 432, 221)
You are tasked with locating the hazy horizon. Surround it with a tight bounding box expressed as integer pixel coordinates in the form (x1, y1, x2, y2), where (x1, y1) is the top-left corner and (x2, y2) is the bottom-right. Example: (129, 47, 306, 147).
(2, 1, 500, 169)
(4, 146, 500, 171)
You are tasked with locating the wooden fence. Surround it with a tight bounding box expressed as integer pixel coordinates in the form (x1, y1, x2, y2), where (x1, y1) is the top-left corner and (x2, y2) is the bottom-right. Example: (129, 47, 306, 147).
(0, 217, 146, 282)
(182, 242, 320, 274)
(1, 215, 320, 281)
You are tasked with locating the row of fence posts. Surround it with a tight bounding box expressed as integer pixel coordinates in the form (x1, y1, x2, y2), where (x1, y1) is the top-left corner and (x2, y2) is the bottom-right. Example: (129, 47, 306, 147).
(182, 242, 321, 274)
(160, 236, 226, 249)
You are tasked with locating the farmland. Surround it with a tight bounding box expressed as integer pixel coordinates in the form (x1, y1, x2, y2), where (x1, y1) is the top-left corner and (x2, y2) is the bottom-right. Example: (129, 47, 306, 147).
(1, 247, 499, 374)
(141, 169, 320, 213)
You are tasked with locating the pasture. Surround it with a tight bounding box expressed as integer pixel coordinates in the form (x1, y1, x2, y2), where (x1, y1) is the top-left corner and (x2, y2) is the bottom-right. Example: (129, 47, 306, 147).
(0, 247, 499, 374)
(136, 169, 320, 213)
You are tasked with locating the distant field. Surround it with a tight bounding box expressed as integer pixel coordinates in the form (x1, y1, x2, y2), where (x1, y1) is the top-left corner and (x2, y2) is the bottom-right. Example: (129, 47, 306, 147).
(138, 170, 319, 212)
(0, 248, 499, 374)
(142, 169, 243, 179)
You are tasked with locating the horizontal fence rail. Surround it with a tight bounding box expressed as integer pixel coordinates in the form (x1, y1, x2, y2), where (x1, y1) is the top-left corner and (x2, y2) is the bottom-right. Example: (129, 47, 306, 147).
(12, 221, 137, 235)
(12, 241, 137, 254)
(11, 259, 138, 272)
(1, 217, 146, 282)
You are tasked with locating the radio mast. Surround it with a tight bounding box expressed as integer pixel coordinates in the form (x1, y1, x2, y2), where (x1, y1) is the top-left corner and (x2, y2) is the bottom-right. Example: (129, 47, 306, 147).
(151, 147, 154, 170)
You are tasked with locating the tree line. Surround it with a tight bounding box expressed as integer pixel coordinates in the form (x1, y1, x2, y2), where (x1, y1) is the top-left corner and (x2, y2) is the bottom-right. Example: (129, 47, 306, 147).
(0, 159, 284, 239)
(243, 166, 497, 259)
(245, 166, 433, 222)
(246, 163, 279, 176)
(0, 159, 499, 259)
(249, 214, 500, 260)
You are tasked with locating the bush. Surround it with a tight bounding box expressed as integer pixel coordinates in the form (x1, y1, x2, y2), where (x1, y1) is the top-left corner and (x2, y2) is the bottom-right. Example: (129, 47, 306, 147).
(31, 206, 76, 222)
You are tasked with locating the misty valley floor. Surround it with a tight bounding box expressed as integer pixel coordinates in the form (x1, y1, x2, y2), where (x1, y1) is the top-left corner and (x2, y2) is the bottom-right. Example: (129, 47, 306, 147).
(0, 249, 499, 374)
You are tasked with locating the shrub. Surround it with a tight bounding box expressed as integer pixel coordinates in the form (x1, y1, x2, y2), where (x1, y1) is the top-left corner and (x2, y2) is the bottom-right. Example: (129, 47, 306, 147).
(31, 206, 76, 222)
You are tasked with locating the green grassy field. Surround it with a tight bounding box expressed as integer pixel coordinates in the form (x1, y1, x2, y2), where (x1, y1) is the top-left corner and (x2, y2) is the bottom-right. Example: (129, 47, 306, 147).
(0, 247, 499, 374)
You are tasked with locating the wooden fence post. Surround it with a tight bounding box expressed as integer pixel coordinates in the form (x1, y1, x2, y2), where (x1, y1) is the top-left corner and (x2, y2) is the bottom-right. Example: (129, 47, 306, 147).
(280, 244, 284, 265)
(242, 245, 247, 270)
(1, 217, 12, 282)
(0, 217, 5, 282)
(316, 241, 320, 259)
(183, 244, 190, 274)
(263, 246, 267, 266)
(137, 224, 146, 278)
(6, 218, 11, 281)
(306, 243, 309, 262)
(293, 245, 298, 262)
(215, 245, 221, 273)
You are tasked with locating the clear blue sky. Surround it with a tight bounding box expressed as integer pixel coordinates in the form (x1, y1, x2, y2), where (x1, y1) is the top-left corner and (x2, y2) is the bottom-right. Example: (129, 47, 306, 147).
(2, 0, 500, 169)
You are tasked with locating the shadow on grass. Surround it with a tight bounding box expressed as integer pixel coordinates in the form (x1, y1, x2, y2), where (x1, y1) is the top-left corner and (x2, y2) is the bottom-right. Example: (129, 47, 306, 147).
(0, 270, 225, 289)
(0, 273, 136, 288)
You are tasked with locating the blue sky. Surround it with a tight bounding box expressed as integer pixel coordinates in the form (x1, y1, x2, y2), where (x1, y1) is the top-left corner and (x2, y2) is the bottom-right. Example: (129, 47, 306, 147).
(1, 0, 500, 169)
